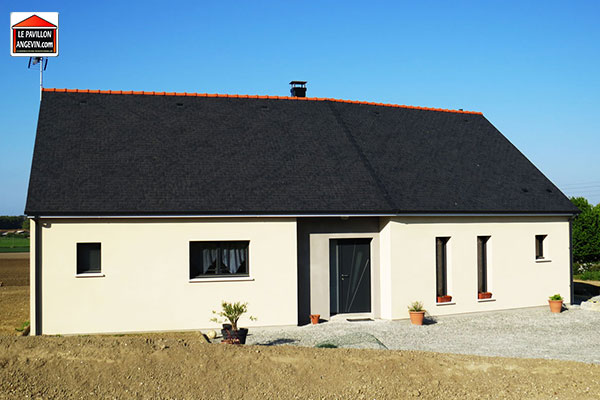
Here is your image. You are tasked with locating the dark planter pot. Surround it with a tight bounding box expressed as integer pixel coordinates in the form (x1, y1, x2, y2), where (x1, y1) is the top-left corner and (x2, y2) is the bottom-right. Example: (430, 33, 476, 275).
(478, 292, 492, 299)
(221, 328, 249, 344)
(437, 295, 452, 303)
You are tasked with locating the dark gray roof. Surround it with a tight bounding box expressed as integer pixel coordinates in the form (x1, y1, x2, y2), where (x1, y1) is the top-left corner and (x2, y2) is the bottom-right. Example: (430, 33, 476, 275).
(25, 90, 578, 216)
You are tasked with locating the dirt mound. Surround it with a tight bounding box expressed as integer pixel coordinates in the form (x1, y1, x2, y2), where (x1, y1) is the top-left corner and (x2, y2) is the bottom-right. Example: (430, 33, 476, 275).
(0, 335, 599, 399)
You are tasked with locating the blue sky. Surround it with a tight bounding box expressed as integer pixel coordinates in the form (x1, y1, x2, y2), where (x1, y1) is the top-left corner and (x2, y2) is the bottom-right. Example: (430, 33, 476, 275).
(1, 1, 599, 215)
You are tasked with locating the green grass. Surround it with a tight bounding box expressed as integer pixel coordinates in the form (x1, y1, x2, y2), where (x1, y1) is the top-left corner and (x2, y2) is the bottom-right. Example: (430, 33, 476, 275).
(574, 270, 600, 281)
(0, 236, 29, 252)
(15, 320, 30, 333)
(315, 343, 338, 349)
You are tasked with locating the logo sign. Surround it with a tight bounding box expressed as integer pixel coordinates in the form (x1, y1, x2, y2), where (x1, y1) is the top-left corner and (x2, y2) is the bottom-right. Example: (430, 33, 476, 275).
(10, 12, 59, 57)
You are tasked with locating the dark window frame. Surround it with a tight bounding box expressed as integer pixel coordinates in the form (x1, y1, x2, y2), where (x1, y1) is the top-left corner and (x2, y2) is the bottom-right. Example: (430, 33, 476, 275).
(436, 237, 450, 298)
(189, 241, 249, 279)
(535, 235, 547, 260)
(77, 242, 101, 275)
(477, 236, 490, 294)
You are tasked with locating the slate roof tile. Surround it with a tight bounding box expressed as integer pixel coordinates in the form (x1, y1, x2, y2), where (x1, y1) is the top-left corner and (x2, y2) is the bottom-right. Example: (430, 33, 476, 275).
(25, 90, 578, 215)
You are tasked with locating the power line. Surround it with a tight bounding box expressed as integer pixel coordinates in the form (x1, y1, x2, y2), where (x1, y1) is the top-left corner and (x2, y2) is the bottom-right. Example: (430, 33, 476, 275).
(560, 185, 600, 191)
(563, 188, 600, 192)
(563, 187, 600, 191)
(559, 181, 600, 188)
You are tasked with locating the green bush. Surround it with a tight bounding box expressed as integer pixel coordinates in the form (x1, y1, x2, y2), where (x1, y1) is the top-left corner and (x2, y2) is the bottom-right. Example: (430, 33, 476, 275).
(571, 197, 600, 264)
(549, 294, 563, 301)
(575, 270, 600, 281)
(210, 301, 256, 331)
(574, 262, 600, 278)
(407, 301, 424, 312)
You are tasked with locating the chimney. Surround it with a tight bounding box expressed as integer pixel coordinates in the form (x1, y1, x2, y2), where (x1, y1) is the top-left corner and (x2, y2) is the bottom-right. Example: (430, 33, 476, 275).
(290, 81, 307, 97)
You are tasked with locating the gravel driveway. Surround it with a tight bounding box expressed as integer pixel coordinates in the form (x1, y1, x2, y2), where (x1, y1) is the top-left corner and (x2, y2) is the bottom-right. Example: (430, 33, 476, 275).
(246, 305, 600, 364)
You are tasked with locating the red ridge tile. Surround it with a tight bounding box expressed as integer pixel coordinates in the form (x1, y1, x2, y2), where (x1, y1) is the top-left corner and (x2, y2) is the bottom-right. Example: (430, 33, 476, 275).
(41, 88, 483, 115)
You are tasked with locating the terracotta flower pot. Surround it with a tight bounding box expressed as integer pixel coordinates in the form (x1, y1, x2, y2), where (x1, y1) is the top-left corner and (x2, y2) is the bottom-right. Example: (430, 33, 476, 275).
(548, 300, 563, 313)
(478, 292, 492, 299)
(310, 314, 320, 325)
(437, 295, 452, 303)
(409, 311, 425, 325)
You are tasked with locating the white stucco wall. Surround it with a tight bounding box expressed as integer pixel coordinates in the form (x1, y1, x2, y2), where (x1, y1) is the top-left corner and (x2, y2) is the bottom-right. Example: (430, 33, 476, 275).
(385, 216, 571, 319)
(29, 219, 37, 334)
(29, 215, 572, 334)
(32, 218, 297, 335)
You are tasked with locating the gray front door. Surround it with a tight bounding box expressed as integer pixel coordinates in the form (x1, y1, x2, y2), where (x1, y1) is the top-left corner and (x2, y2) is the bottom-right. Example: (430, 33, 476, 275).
(330, 238, 371, 315)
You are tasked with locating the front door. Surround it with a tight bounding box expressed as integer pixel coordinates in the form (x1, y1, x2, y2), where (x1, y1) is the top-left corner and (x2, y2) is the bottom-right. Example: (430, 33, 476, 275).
(330, 238, 371, 315)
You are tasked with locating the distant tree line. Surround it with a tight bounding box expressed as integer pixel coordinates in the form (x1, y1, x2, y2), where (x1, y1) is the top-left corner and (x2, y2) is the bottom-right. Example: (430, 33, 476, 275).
(0, 216, 28, 230)
(571, 197, 600, 264)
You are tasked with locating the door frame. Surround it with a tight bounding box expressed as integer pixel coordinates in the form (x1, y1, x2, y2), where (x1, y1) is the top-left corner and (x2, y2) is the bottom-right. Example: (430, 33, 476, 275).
(329, 238, 373, 316)
(305, 223, 381, 323)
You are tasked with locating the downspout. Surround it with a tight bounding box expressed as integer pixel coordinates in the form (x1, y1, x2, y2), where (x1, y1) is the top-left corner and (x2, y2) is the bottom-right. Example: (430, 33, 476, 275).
(34, 216, 42, 335)
(569, 216, 574, 305)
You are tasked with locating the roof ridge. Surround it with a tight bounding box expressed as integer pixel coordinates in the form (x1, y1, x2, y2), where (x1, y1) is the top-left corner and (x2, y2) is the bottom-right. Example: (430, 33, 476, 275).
(42, 88, 483, 115)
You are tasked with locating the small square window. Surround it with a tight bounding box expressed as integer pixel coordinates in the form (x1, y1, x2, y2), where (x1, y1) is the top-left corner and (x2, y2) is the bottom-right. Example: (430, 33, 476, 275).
(535, 235, 547, 260)
(77, 243, 101, 274)
(190, 241, 249, 279)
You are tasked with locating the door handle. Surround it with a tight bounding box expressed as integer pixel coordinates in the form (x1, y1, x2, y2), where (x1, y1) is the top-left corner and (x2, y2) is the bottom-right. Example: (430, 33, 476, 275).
(341, 274, 349, 280)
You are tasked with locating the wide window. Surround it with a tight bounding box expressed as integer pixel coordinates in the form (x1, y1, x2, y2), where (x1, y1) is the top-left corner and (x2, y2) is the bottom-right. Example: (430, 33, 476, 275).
(436, 237, 450, 299)
(189, 241, 249, 279)
(77, 243, 101, 274)
(477, 236, 490, 295)
(535, 235, 547, 260)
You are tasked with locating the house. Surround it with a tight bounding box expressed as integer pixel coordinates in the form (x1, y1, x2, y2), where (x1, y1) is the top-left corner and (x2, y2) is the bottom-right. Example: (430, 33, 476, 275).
(26, 86, 579, 335)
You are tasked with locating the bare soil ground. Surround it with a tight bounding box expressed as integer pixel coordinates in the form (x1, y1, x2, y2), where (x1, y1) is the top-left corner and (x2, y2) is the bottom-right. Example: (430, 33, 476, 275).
(0, 253, 29, 335)
(0, 253, 29, 286)
(1, 255, 599, 399)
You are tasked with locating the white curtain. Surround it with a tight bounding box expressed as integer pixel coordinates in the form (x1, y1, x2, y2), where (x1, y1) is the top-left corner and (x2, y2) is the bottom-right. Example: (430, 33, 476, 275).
(202, 247, 218, 274)
(221, 245, 246, 274)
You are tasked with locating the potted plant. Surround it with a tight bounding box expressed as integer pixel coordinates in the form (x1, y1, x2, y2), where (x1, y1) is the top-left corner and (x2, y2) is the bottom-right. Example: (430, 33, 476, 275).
(310, 314, 320, 325)
(211, 301, 256, 344)
(548, 294, 563, 313)
(478, 292, 492, 299)
(437, 295, 452, 303)
(408, 301, 426, 325)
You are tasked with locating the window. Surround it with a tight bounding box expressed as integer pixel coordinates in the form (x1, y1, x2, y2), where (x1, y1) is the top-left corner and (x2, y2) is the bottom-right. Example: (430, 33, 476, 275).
(436, 237, 450, 298)
(190, 241, 249, 279)
(77, 243, 101, 274)
(477, 236, 490, 294)
(535, 235, 547, 260)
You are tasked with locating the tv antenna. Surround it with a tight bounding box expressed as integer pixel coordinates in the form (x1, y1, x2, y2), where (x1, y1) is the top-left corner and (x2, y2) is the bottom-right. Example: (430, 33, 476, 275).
(28, 57, 48, 101)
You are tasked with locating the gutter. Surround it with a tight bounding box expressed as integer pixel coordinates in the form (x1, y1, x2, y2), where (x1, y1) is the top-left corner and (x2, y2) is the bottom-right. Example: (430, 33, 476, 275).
(27, 213, 576, 219)
(569, 216, 574, 305)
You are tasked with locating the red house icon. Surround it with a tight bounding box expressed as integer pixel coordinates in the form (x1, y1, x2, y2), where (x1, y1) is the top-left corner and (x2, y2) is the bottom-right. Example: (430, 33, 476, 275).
(12, 14, 58, 55)
(12, 15, 57, 28)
